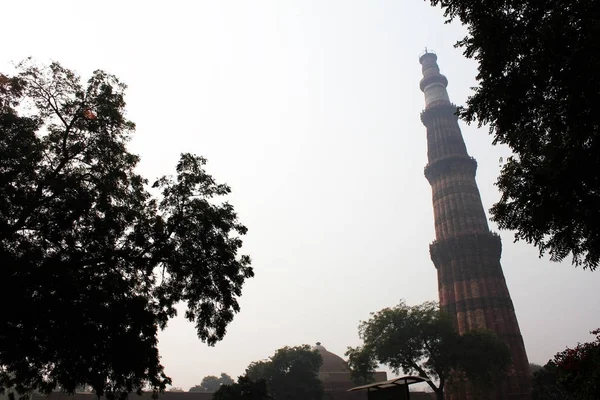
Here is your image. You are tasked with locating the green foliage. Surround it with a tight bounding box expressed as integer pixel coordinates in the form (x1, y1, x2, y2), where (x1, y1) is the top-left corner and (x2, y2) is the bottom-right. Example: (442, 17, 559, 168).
(0, 60, 253, 399)
(531, 361, 573, 400)
(245, 345, 323, 400)
(213, 376, 270, 400)
(529, 363, 542, 375)
(553, 329, 600, 399)
(350, 300, 511, 399)
(452, 330, 513, 397)
(428, 0, 600, 270)
(531, 329, 599, 399)
(190, 374, 234, 392)
(200, 376, 221, 393)
(218, 374, 235, 387)
(344, 346, 378, 385)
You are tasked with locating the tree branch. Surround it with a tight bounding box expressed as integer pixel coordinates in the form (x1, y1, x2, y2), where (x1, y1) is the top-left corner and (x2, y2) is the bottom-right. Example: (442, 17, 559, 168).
(409, 361, 440, 394)
(6, 82, 91, 235)
(28, 79, 70, 130)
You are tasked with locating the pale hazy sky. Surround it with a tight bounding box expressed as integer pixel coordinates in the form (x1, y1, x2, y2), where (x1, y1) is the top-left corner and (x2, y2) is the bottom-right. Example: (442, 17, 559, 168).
(2, 0, 599, 391)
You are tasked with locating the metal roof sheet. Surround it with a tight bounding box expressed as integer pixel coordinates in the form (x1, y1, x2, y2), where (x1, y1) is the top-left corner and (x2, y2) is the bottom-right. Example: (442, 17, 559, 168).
(347, 376, 430, 392)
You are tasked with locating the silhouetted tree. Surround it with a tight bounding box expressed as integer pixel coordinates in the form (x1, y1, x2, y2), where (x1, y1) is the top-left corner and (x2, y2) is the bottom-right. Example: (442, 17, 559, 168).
(245, 345, 323, 400)
(347, 301, 511, 400)
(198, 376, 220, 393)
(0, 60, 253, 399)
(213, 376, 270, 400)
(218, 374, 234, 387)
(553, 329, 600, 399)
(529, 363, 542, 375)
(190, 374, 234, 393)
(531, 360, 573, 400)
(427, 0, 600, 270)
(345, 346, 378, 385)
(531, 330, 600, 399)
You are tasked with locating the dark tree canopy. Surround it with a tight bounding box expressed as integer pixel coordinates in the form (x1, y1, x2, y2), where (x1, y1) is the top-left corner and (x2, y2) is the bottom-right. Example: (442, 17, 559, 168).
(553, 329, 600, 399)
(532, 329, 600, 399)
(345, 346, 378, 386)
(0, 60, 253, 399)
(245, 345, 323, 400)
(531, 361, 574, 400)
(529, 363, 542, 375)
(428, 0, 600, 270)
(189, 374, 234, 393)
(213, 376, 270, 400)
(347, 301, 511, 400)
(218, 374, 235, 387)
(531, 328, 600, 400)
(199, 376, 220, 393)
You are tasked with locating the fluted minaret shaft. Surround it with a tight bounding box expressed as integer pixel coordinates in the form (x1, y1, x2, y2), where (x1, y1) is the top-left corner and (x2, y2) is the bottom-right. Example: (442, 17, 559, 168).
(418, 52, 531, 400)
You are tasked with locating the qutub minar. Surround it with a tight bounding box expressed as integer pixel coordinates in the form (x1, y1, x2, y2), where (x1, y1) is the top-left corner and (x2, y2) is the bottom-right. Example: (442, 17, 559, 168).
(418, 51, 532, 399)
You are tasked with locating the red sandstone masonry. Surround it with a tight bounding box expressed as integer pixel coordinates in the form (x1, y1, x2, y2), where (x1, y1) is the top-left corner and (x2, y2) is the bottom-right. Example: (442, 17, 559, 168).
(419, 52, 531, 400)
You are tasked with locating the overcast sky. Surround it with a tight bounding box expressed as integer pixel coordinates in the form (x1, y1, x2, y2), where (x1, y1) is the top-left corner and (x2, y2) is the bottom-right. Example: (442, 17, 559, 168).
(3, 0, 599, 390)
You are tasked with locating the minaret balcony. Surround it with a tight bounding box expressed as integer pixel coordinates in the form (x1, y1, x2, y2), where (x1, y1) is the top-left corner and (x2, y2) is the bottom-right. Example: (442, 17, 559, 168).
(424, 154, 478, 183)
(429, 231, 503, 268)
(420, 103, 460, 126)
(419, 73, 448, 92)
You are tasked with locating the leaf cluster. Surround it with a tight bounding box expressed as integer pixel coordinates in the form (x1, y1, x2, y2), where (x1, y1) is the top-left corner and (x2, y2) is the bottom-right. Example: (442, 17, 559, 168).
(344, 346, 378, 386)
(531, 360, 574, 400)
(0, 60, 253, 399)
(189, 374, 234, 392)
(428, 0, 600, 269)
(213, 376, 270, 400)
(244, 345, 323, 400)
(553, 329, 600, 399)
(349, 300, 511, 398)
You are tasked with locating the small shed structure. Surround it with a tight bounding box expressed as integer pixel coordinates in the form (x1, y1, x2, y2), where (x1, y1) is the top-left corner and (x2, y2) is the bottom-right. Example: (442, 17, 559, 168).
(348, 376, 431, 400)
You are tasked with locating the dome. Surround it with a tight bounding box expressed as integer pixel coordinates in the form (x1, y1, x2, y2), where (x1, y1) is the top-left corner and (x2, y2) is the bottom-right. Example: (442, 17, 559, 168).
(312, 342, 349, 373)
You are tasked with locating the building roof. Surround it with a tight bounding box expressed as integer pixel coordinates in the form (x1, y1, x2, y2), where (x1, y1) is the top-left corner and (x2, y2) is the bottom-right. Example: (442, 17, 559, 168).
(348, 376, 431, 392)
(313, 343, 349, 373)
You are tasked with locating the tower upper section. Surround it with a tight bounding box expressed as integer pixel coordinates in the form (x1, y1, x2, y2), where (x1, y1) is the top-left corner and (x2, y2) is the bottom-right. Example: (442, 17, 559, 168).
(418, 52, 490, 239)
(419, 52, 450, 109)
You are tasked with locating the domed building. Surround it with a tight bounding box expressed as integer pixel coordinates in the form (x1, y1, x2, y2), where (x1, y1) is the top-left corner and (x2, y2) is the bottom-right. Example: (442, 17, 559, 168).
(312, 343, 387, 399)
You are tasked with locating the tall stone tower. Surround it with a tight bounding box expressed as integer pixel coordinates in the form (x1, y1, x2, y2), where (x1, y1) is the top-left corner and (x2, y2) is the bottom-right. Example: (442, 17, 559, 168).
(418, 51, 531, 400)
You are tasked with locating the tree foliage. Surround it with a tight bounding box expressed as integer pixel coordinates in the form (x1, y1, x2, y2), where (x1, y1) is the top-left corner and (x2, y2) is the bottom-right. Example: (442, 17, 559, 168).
(531, 361, 573, 400)
(218, 374, 235, 387)
(0, 60, 253, 399)
(245, 345, 323, 400)
(529, 363, 542, 375)
(202, 376, 219, 393)
(189, 374, 234, 393)
(452, 330, 513, 398)
(553, 329, 600, 399)
(347, 301, 511, 400)
(531, 329, 600, 399)
(345, 346, 378, 385)
(213, 376, 270, 400)
(428, 0, 600, 270)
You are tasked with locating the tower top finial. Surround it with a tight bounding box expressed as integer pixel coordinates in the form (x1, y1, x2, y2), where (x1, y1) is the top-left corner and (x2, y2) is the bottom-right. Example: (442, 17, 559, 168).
(419, 48, 437, 64)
